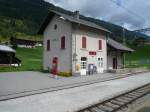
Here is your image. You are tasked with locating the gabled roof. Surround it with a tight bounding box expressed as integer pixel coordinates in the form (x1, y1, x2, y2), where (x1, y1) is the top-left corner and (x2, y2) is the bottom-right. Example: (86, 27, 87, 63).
(0, 45, 16, 53)
(107, 38, 134, 52)
(38, 10, 111, 34)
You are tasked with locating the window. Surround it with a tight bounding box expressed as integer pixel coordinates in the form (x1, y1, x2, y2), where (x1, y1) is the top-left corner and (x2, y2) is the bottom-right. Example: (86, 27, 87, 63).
(98, 58, 103, 68)
(82, 37, 86, 48)
(61, 36, 65, 49)
(54, 24, 57, 30)
(81, 57, 87, 61)
(81, 57, 87, 69)
(98, 40, 102, 50)
(47, 40, 50, 51)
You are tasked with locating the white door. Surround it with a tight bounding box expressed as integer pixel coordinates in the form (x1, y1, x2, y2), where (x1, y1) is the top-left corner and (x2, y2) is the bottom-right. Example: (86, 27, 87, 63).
(80, 57, 87, 75)
(98, 58, 104, 73)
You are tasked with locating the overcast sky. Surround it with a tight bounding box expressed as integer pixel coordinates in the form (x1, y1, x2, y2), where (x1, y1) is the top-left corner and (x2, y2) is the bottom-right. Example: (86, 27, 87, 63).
(45, 0, 150, 31)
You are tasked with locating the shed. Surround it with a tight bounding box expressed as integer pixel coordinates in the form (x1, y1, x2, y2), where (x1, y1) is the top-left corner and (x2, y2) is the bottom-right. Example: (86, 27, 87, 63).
(0, 45, 21, 66)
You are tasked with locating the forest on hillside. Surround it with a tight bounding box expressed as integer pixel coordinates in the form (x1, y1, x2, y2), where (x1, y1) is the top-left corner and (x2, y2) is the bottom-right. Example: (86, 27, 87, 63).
(0, 0, 149, 42)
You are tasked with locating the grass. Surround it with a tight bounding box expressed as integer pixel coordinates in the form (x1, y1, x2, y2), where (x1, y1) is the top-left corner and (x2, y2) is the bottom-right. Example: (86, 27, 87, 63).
(125, 44, 150, 69)
(0, 47, 43, 72)
(0, 44, 150, 72)
(137, 107, 150, 112)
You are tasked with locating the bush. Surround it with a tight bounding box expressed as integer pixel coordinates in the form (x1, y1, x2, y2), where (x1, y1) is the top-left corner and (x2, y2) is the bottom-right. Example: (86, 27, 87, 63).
(58, 72, 72, 77)
(41, 70, 50, 73)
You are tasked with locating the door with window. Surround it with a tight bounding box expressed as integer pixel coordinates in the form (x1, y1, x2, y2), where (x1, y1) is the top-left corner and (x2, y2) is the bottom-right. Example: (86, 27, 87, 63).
(113, 58, 117, 69)
(98, 58, 104, 73)
(80, 57, 87, 75)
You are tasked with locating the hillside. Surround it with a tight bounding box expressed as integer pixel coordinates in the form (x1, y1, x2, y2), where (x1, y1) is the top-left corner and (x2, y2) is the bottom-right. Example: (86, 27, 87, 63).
(0, 0, 149, 42)
(0, 0, 49, 41)
(126, 44, 150, 69)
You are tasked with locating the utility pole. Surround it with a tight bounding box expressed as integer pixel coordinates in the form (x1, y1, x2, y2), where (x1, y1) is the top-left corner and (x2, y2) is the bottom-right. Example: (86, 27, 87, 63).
(123, 27, 126, 68)
(123, 27, 126, 45)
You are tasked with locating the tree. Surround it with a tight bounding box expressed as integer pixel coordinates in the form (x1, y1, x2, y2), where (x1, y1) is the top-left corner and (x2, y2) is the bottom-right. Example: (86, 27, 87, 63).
(133, 37, 147, 47)
(10, 36, 17, 49)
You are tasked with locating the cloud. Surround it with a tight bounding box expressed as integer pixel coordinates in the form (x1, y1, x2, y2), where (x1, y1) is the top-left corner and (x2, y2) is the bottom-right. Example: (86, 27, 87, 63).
(45, 0, 150, 31)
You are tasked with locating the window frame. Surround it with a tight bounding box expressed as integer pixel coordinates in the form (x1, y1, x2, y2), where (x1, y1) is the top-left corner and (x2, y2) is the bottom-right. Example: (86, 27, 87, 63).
(98, 40, 102, 50)
(82, 37, 87, 49)
(61, 36, 66, 49)
(47, 40, 50, 51)
(81, 57, 87, 69)
(54, 24, 57, 30)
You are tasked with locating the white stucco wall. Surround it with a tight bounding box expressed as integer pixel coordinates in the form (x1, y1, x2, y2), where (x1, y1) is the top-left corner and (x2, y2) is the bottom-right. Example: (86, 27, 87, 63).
(117, 52, 123, 68)
(72, 27, 107, 74)
(43, 15, 72, 72)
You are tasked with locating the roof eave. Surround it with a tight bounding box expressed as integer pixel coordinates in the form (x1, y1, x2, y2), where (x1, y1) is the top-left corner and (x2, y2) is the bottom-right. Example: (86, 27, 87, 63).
(118, 49, 134, 52)
(108, 45, 134, 52)
(37, 12, 55, 34)
(0, 49, 16, 53)
(37, 10, 111, 34)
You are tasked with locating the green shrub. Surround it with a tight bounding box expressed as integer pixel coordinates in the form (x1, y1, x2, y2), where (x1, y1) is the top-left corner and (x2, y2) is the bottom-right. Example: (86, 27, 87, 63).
(58, 72, 72, 77)
(41, 70, 50, 73)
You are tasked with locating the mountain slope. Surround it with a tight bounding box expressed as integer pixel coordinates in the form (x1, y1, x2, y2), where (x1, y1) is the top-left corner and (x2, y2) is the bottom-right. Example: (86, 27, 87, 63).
(0, 0, 149, 41)
(0, 0, 49, 35)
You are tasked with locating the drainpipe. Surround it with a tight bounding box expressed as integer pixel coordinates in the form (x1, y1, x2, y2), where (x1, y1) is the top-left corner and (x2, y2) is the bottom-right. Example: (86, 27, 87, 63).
(106, 33, 109, 72)
(71, 24, 78, 75)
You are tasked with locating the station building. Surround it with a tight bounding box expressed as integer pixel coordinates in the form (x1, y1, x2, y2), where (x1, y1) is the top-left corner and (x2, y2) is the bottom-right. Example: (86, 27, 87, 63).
(38, 10, 133, 75)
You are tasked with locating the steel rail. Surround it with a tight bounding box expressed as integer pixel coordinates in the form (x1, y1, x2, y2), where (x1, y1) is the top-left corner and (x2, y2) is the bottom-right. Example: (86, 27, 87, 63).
(77, 83, 150, 112)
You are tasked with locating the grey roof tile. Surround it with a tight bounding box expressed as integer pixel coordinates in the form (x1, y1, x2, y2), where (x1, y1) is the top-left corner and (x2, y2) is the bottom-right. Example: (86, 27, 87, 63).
(107, 38, 134, 52)
(52, 10, 111, 33)
(38, 10, 111, 34)
(0, 45, 16, 53)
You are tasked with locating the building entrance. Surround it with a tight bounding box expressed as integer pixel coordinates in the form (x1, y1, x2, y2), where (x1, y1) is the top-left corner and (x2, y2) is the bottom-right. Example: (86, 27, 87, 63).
(98, 57, 104, 73)
(80, 57, 87, 75)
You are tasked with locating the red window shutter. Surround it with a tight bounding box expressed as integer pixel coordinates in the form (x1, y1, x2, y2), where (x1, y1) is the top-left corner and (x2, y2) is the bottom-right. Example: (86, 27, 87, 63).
(82, 37, 86, 48)
(99, 40, 102, 50)
(47, 40, 50, 51)
(61, 36, 65, 49)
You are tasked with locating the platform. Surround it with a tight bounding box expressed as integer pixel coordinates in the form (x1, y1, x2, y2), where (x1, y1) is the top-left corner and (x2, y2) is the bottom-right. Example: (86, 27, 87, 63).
(0, 72, 150, 112)
(0, 71, 123, 100)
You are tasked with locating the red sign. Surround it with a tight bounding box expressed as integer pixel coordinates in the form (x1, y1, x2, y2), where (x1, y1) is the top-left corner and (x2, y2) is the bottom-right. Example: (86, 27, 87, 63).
(89, 51, 97, 55)
(52, 57, 58, 75)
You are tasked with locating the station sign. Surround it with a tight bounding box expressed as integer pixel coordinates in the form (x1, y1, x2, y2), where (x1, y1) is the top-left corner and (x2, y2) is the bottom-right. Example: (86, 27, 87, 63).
(89, 51, 97, 55)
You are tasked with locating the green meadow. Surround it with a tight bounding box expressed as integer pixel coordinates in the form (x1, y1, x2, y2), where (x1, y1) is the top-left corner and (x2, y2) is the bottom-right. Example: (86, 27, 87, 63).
(0, 47, 43, 72)
(0, 44, 150, 72)
(125, 44, 150, 69)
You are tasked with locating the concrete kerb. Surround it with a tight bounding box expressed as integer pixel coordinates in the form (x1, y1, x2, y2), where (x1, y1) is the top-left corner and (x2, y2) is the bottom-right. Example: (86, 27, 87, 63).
(122, 69, 150, 76)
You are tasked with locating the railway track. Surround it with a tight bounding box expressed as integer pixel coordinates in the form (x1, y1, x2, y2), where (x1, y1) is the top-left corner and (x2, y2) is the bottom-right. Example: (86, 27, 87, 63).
(77, 83, 150, 112)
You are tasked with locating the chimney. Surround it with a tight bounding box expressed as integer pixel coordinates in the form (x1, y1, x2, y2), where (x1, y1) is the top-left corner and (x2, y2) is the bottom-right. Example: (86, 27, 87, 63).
(73, 10, 79, 19)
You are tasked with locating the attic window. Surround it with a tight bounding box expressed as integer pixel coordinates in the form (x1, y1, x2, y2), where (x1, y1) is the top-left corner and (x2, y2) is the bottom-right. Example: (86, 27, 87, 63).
(54, 24, 57, 30)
